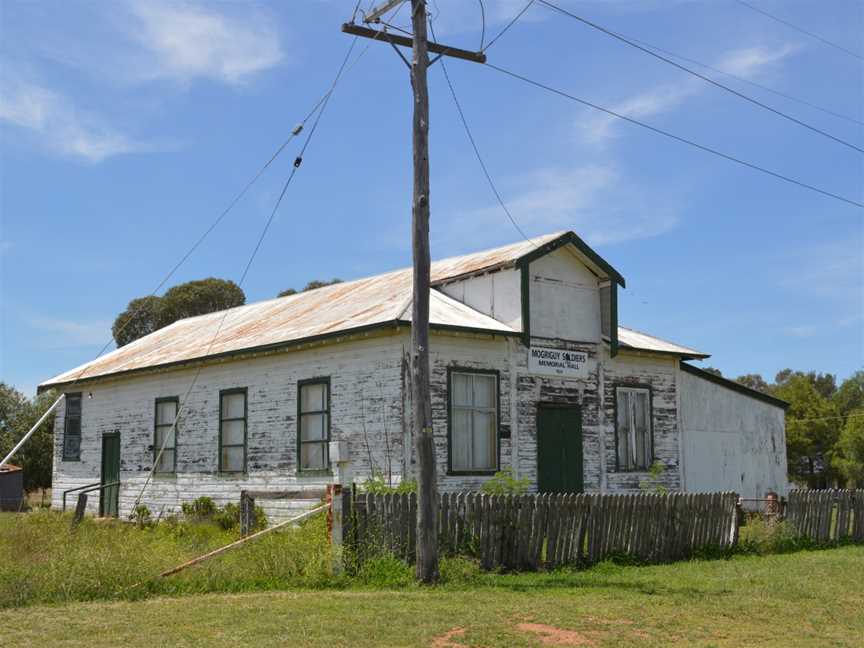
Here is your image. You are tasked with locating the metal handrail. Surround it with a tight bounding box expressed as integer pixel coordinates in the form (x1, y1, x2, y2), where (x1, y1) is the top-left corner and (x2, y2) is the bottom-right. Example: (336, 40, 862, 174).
(62, 481, 121, 512)
(62, 481, 101, 511)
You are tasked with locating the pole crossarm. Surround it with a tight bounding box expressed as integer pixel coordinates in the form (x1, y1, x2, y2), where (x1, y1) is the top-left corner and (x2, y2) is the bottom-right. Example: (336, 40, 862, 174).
(341, 23, 486, 64)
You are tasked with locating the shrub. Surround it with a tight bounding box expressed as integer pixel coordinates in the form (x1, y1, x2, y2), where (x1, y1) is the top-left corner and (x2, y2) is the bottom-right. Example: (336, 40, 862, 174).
(181, 496, 217, 521)
(480, 469, 529, 496)
(353, 555, 414, 588)
(439, 556, 481, 585)
(213, 502, 267, 532)
(738, 517, 809, 555)
(130, 504, 153, 528)
(639, 461, 669, 494)
(361, 472, 417, 495)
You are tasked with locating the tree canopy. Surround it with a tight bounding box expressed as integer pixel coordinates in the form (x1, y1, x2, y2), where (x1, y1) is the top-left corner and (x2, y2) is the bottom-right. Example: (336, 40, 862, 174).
(0, 383, 57, 492)
(112, 278, 245, 347)
(723, 367, 863, 488)
(278, 278, 343, 298)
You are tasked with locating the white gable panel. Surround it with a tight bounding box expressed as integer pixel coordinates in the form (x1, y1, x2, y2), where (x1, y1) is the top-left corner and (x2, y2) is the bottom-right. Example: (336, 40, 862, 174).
(438, 268, 522, 330)
(529, 247, 601, 342)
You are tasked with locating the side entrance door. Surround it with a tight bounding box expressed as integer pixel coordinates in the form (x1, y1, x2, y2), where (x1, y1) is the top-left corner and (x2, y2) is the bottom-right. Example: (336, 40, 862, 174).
(537, 405, 583, 493)
(100, 432, 120, 518)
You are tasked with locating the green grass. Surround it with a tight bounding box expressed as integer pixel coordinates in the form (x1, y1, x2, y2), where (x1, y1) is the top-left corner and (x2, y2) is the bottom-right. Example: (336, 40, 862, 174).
(1, 547, 862, 646)
(2, 511, 863, 646)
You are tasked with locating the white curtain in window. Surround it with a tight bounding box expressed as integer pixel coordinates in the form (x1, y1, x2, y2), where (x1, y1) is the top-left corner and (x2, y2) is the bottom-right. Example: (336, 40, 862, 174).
(451, 372, 497, 471)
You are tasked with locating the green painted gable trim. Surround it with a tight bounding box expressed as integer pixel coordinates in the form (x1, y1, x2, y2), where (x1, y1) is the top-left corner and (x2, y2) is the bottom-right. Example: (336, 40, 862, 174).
(680, 362, 790, 410)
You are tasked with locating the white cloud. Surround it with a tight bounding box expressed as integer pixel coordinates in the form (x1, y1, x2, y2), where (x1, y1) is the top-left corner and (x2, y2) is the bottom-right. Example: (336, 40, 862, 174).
(580, 43, 798, 143)
(0, 77, 159, 162)
(437, 164, 682, 250)
(128, 1, 284, 84)
(716, 44, 800, 78)
(29, 316, 111, 348)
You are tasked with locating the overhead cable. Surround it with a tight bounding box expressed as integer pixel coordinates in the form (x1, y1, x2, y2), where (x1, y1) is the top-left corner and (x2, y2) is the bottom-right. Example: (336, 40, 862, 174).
(484, 62, 864, 209)
(536, 0, 864, 154)
(734, 0, 863, 61)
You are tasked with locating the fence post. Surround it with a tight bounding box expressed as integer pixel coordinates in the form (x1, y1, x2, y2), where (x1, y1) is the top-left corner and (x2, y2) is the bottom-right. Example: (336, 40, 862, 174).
(72, 493, 88, 526)
(328, 483, 344, 575)
(239, 490, 255, 537)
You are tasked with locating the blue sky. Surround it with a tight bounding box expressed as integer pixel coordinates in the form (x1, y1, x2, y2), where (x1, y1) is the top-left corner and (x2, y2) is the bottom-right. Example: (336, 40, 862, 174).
(1, 0, 862, 397)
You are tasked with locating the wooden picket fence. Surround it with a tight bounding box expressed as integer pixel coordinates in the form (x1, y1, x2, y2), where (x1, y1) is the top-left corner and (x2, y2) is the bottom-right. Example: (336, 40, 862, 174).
(784, 489, 864, 544)
(348, 491, 738, 571)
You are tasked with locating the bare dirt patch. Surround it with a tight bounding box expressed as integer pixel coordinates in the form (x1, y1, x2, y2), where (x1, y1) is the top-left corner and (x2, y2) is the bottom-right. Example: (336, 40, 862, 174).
(431, 627, 467, 648)
(516, 623, 595, 646)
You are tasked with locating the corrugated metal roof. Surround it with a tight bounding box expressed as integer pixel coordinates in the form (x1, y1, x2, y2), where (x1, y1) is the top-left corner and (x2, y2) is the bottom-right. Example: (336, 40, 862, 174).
(617, 326, 709, 359)
(40, 232, 705, 388)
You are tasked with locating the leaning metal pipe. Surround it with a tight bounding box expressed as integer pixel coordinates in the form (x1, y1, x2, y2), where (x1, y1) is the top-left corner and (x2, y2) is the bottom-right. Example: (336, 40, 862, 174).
(158, 504, 328, 578)
(1, 394, 64, 467)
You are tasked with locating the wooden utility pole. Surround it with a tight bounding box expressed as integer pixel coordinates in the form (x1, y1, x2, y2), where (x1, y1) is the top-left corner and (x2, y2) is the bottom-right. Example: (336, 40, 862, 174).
(342, 0, 486, 585)
(408, 0, 437, 584)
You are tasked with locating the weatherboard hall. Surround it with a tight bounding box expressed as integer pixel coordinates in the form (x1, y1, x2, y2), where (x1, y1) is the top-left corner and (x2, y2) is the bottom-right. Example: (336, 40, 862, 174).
(41, 231, 788, 519)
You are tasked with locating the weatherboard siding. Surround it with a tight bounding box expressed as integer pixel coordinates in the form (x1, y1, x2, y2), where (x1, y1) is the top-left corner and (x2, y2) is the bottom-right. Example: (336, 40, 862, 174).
(601, 352, 682, 492)
(51, 334, 408, 519)
(51, 330, 688, 519)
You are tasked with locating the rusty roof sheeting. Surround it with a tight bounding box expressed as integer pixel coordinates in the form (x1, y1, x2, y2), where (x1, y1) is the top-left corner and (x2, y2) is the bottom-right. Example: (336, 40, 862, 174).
(617, 326, 709, 359)
(41, 232, 703, 387)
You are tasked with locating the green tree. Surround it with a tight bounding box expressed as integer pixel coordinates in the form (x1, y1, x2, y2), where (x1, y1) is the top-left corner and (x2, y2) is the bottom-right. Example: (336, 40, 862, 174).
(0, 383, 57, 492)
(278, 278, 342, 298)
(701, 367, 723, 377)
(774, 374, 841, 488)
(833, 409, 864, 487)
(112, 295, 162, 347)
(833, 370, 864, 419)
(775, 369, 837, 399)
(112, 278, 245, 347)
(735, 373, 771, 394)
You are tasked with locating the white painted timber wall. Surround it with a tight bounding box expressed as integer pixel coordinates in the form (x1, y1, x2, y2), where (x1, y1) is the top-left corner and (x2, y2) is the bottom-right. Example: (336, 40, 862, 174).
(529, 247, 601, 342)
(679, 369, 788, 503)
(438, 268, 522, 331)
(51, 333, 407, 520)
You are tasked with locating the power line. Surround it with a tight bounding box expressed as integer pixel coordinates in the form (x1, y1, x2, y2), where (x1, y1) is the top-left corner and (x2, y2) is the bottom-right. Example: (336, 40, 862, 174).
(536, 0, 864, 155)
(788, 412, 864, 424)
(484, 61, 864, 209)
(734, 0, 864, 61)
(622, 34, 864, 128)
(483, 0, 535, 52)
(134, 37, 361, 513)
(430, 21, 537, 247)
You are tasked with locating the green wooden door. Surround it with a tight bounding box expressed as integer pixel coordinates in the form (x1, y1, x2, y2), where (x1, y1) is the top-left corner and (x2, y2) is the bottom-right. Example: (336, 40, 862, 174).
(100, 433, 120, 518)
(537, 406, 583, 494)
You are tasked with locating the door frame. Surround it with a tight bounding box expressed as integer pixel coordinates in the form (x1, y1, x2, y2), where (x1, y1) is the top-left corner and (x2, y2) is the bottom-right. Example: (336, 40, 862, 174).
(536, 402, 584, 494)
(100, 431, 121, 518)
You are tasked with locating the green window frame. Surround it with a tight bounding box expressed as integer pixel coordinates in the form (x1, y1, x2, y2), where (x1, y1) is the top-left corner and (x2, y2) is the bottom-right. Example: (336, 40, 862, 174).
(219, 388, 247, 473)
(447, 368, 500, 475)
(297, 378, 330, 473)
(62, 392, 82, 461)
(153, 397, 179, 473)
(614, 385, 654, 471)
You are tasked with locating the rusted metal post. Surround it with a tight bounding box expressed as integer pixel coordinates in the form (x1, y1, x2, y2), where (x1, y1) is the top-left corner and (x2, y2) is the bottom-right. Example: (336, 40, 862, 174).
(765, 490, 780, 523)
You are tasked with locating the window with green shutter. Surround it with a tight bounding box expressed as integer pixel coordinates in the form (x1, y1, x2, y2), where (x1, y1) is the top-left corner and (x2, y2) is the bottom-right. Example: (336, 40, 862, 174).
(615, 386, 653, 471)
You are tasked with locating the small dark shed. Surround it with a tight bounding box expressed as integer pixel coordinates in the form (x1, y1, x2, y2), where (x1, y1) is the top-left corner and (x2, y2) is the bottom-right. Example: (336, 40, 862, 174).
(0, 464, 24, 512)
